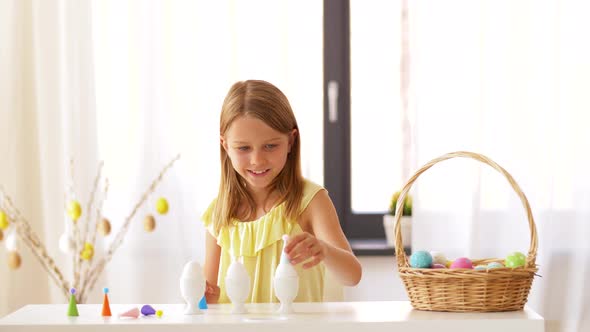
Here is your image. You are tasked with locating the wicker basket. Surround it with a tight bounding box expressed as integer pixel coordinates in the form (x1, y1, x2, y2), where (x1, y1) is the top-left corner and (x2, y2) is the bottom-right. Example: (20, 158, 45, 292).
(394, 151, 538, 312)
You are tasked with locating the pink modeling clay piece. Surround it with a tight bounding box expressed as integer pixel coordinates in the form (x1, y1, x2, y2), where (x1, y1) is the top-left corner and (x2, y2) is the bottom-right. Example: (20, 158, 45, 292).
(119, 307, 140, 319)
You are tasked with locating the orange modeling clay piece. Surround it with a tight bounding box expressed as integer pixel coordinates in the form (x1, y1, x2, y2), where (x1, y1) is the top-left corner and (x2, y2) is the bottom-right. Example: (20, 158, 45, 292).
(102, 287, 112, 316)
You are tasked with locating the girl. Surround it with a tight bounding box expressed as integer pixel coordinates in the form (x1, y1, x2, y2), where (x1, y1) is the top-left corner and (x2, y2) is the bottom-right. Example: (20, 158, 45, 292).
(202, 80, 362, 304)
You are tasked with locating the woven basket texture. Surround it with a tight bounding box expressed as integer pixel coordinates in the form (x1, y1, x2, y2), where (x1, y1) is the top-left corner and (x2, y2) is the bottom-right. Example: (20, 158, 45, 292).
(394, 151, 539, 312)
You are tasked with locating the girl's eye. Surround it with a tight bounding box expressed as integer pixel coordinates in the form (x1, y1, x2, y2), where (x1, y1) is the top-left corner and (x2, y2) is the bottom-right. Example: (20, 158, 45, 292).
(265, 144, 277, 149)
(237, 146, 250, 151)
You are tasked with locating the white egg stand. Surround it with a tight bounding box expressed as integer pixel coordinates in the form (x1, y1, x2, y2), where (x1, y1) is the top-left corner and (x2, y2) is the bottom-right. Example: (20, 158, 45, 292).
(178, 234, 300, 317)
(179, 261, 206, 315)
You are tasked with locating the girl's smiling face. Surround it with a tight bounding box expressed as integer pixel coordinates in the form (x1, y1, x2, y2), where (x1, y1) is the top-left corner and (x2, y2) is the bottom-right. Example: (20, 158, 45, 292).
(222, 115, 296, 194)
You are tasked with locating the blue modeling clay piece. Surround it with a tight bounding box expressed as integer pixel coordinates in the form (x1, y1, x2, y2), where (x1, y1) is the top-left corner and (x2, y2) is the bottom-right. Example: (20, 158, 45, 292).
(198, 295, 208, 309)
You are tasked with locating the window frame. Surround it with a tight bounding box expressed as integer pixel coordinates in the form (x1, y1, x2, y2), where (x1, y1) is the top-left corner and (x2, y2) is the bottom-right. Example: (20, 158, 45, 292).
(323, 0, 391, 253)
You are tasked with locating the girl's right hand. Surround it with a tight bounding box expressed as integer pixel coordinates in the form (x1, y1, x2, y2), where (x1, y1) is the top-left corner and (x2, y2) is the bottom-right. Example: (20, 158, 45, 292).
(205, 280, 220, 304)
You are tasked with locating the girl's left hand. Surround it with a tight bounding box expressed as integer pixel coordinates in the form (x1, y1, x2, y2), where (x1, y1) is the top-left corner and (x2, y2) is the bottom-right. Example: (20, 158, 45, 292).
(284, 232, 327, 269)
(204, 280, 220, 304)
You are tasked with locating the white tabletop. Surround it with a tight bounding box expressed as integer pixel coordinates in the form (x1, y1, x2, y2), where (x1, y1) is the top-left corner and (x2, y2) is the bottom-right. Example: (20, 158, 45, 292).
(0, 301, 544, 332)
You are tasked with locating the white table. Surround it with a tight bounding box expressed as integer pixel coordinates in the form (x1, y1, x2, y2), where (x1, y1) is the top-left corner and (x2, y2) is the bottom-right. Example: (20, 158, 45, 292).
(0, 301, 544, 332)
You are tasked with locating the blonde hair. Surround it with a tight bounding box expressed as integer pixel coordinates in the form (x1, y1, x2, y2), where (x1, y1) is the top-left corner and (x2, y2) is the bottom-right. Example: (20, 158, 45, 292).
(213, 80, 304, 233)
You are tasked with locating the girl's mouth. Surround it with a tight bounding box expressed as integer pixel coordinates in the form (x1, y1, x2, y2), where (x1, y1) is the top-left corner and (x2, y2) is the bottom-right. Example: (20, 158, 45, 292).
(248, 169, 270, 176)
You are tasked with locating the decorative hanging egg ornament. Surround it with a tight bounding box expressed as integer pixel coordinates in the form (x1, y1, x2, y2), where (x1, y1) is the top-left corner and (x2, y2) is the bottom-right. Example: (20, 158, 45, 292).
(155, 198, 169, 215)
(8, 251, 21, 269)
(0, 210, 10, 230)
(144, 215, 156, 232)
(80, 243, 94, 260)
(5, 233, 17, 251)
(58, 233, 76, 254)
(97, 218, 111, 236)
(80, 251, 92, 261)
(67, 200, 82, 222)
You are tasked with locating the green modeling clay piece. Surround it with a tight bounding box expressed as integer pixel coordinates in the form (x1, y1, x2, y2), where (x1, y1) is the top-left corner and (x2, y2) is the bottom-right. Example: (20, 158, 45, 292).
(67, 288, 79, 317)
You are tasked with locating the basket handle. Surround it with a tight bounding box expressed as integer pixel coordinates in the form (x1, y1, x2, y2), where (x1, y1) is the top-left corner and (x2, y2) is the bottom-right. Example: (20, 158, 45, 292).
(394, 151, 538, 269)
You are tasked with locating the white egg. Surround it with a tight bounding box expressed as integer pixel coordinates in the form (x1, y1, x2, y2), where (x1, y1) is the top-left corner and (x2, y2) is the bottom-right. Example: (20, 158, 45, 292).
(58, 233, 76, 254)
(5, 232, 17, 251)
(430, 251, 447, 266)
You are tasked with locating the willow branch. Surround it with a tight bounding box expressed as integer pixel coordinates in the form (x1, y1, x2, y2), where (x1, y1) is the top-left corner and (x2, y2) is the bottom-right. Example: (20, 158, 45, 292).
(0, 187, 70, 300)
(81, 162, 104, 249)
(67, 158, 82, 291)
(82, 154, 181, 298)
(74, 162, 103, 292)
(78, 178, 109, 302)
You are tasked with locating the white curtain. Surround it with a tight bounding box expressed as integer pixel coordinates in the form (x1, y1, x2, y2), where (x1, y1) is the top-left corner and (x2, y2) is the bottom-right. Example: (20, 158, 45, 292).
(0, 0, 322, 315)
(407, 1, 590, 331)
(91, 0, 323, 305)
(0, 0, 99, 315)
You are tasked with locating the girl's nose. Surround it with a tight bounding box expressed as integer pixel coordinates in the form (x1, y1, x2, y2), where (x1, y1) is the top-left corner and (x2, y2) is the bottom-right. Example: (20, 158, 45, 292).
(250, 150, 265, 165)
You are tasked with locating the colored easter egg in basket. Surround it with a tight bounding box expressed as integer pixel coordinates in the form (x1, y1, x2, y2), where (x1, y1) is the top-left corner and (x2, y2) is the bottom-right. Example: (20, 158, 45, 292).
(487, 262, 504, 269)
(474, 265, 487, 271)
(450, 257, 473, 269)
(430, 251, 447, 266)
(432, 263, 446, 269)
(505, 252, 526, 268)
(409, 250, 433, 268)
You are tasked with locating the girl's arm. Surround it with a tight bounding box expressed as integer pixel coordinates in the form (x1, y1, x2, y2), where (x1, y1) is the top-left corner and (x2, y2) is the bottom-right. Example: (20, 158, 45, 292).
(285, 190, 362, 286)
(203, 231, 221, 303)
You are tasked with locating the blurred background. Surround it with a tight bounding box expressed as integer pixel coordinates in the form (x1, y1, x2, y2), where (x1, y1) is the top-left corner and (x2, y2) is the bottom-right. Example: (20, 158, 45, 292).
(0, 1, 589, 331)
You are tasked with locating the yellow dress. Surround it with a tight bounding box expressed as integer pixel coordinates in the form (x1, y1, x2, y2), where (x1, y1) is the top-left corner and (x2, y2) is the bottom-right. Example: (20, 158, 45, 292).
(201, 179, 325, 303)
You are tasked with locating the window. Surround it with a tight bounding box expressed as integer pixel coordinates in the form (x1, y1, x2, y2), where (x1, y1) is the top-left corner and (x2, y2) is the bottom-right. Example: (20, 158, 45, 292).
(324, 0, 589, 256)
(324, 0, 405, 251)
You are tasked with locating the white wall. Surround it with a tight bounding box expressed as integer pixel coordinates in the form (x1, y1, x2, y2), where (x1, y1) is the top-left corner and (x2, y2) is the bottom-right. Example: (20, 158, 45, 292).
(343, 257, 408, 302)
